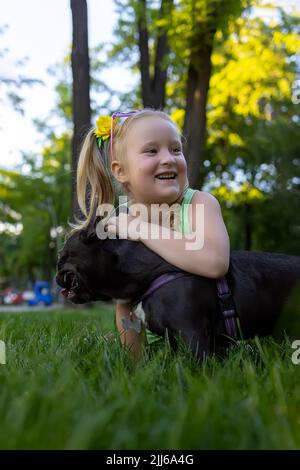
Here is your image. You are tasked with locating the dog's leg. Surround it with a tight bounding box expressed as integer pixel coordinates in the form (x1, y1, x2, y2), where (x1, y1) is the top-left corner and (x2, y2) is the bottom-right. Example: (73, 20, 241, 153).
(178, 328, 212, 363)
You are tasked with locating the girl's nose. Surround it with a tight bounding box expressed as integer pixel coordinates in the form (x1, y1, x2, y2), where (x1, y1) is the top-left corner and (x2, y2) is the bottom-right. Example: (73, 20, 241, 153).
(159, 149, 176, 164)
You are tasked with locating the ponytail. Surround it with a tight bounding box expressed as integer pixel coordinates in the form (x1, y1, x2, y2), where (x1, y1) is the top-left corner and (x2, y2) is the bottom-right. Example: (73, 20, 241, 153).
(69, 129, 115, 232)
(68, 108, 184, 234)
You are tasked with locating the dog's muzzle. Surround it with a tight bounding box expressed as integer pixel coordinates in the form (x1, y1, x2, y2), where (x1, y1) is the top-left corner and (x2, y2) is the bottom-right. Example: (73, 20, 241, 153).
(56, 267, 111, 304)
(56, 268, 93, 303)
(57, 270, 80, 301)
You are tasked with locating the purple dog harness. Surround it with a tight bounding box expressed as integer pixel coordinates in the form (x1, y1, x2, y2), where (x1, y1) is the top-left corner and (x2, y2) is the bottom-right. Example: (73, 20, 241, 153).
(131, 272, 239, 340)
(216, 277, 239, 339)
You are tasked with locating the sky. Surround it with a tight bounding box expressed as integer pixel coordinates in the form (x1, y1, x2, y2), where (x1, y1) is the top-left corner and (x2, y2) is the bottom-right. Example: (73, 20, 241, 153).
(0, 0, 135, 170)
(0, 0, 298, 171)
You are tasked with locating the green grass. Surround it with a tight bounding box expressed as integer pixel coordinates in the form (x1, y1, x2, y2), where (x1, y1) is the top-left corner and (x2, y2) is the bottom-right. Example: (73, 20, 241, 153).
(0, 306, 300, 450)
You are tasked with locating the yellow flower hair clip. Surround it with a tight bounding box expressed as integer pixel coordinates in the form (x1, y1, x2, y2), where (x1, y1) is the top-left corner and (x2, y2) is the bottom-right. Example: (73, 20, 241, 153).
(94, 115, 116, 148)
(94, 110, 140, 156)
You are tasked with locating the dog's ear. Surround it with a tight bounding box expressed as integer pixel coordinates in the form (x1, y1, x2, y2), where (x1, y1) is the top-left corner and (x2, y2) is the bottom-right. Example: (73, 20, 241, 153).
(79, 215, 103, 244)
(80, 203, 123, 244)
(102, 239, 165, 275)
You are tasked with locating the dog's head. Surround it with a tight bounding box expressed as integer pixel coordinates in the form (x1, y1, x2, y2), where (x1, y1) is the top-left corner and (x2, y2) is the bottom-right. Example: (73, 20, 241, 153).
(56, 220, 113, 304)
(56, 213, 177, 304)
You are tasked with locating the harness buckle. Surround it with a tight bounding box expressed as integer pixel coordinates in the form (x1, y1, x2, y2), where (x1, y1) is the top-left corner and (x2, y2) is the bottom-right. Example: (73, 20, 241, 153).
(217, 290, 236, 316)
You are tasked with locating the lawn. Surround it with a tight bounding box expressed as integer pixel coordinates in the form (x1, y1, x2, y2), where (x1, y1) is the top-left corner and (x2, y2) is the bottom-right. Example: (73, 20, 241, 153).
(0, 306, 299, 450)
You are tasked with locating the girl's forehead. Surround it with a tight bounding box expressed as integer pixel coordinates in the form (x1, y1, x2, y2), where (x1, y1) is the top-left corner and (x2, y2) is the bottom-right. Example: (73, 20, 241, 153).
(128, 117, 179, 143)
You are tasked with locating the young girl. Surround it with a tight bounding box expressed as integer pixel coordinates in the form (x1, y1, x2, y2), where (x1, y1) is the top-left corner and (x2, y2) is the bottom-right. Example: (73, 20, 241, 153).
(74, 109, 230, 360)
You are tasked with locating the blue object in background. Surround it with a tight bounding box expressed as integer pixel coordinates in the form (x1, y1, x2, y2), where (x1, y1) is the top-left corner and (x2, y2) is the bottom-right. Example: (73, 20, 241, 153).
(28, 281, 53, 306)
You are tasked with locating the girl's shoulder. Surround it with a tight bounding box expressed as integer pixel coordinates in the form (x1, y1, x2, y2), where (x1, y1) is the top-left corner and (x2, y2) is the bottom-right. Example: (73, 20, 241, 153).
(185, 188, 221, 208)
(180, 188, 221, 234)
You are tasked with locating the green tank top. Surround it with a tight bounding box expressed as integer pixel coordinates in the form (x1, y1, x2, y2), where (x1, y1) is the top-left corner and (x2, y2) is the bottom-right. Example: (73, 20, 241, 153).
(179, 187, 197, 234)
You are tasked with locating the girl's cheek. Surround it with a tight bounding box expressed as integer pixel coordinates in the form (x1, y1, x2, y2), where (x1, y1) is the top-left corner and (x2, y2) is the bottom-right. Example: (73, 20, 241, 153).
(178, 156, 187, 171)
(140, 160, 157, 174)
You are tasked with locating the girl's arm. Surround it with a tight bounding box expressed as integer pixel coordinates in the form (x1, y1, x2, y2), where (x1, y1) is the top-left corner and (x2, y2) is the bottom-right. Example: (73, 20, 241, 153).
(106, 191, 230, 278)
(115, 301, 146, 361)
(140, 191, 229, 278)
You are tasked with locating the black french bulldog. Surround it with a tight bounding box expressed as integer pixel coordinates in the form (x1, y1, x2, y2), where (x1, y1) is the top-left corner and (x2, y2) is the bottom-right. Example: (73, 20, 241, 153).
(56, 223, 300, 361)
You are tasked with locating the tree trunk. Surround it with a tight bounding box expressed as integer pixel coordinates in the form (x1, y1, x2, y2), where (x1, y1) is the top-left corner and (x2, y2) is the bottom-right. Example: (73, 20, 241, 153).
(70, 0, 91, 223)
(137, 0, 173, 109)
(183, 43, 213, 189)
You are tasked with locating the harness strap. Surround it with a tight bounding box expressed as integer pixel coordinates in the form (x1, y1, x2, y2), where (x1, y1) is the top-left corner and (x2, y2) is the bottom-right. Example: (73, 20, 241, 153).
(133, 273, 239, 340)
(216, 277, 239, 340)
(133, 272, 189, 308)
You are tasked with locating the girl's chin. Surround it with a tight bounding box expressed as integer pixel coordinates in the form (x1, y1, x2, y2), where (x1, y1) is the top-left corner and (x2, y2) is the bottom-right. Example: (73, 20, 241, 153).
(152, 185, 182, 203)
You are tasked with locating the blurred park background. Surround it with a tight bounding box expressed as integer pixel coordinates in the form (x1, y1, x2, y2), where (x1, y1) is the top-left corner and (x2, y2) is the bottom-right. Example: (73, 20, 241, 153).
(0, 0, 299, 298)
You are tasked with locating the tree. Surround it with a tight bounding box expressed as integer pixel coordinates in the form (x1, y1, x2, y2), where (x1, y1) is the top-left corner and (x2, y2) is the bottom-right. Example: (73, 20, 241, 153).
(178, 0, 247, 187)
(70, 0, 91, 222)
(0, 46, 118, 284)
(136, 0, 173, 108)
(205, 7, 300, 251)
(109, 0, 250, 186)
(0, 132, 71, 283)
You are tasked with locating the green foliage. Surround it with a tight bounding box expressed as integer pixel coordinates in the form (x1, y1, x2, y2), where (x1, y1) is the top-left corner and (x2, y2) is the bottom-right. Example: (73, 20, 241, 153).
(1, 1, 299, 283)
(0, 45, 115, 283)
(203, 7, 300, 250)
(0, 132, 71, 282)
(108, 0, 249, 109)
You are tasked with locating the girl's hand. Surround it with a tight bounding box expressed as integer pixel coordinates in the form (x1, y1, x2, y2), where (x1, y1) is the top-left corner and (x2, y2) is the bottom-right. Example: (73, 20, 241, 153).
(105, 213, 146, 241)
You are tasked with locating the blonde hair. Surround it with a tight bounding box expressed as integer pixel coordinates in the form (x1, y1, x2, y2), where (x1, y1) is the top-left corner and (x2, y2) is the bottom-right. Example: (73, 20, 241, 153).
(70, 108, 185, 233)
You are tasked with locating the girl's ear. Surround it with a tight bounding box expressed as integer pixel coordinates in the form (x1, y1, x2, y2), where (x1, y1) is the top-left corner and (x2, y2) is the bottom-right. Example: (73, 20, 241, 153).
(111, 160, 129, 183)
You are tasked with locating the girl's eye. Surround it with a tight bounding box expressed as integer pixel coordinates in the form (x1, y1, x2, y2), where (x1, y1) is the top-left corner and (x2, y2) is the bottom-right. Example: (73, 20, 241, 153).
(143, 147, 181, 154)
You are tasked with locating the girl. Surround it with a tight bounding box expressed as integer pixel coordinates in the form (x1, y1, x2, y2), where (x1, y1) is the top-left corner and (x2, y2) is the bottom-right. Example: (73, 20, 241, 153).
(74, 109, 230, 360)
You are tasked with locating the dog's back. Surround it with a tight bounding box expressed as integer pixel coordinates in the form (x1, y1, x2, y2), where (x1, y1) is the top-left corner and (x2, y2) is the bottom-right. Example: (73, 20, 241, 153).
(228, 251, 300, 337)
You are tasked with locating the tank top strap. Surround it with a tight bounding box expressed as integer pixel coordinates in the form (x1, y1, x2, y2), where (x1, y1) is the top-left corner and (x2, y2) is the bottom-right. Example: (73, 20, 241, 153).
(180, 187, 198, 234)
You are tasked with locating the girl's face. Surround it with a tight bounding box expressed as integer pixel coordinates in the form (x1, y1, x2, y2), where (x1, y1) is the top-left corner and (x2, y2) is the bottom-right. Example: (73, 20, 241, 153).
(122, 116, 188, 205)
